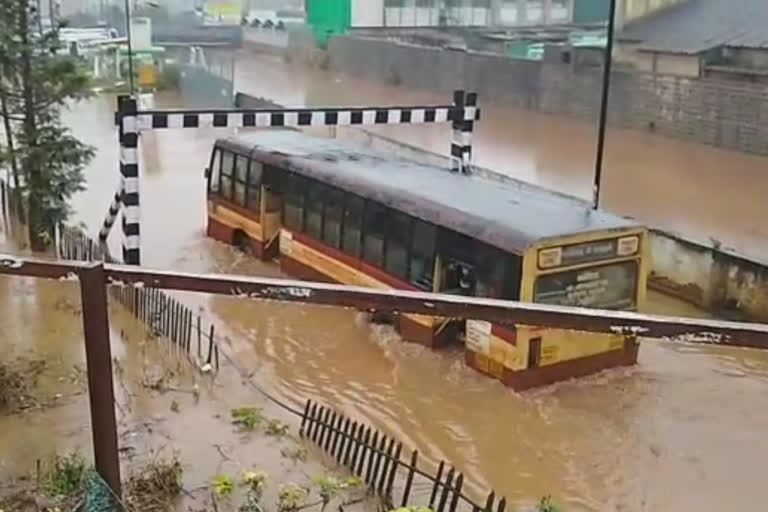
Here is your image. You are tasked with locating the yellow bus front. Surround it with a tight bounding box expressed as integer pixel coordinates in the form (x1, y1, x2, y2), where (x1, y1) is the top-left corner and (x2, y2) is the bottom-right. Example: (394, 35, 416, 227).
(466, 229, 648, 390)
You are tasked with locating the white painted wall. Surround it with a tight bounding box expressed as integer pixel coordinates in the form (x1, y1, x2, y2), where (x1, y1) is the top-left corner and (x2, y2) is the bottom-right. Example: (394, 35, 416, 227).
(351, 0, 384, 27)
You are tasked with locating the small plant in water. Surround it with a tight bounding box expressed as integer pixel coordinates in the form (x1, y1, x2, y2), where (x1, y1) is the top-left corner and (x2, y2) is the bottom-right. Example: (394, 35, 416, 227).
(242, 470, 268, 499)
(314, 475, 364, 510)
(265, 419, 290, 437)
(277, 482, 308, 512)
(536, 496, 563, 512)
(231, 407, 265, 431)
(212, 474, 236, 498)
(41, 453, 87, 497)
(280, 445, 308, 462)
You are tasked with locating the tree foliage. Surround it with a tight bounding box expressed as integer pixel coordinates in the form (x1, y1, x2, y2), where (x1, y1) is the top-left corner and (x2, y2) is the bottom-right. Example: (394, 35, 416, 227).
(0, 0, 94, 249)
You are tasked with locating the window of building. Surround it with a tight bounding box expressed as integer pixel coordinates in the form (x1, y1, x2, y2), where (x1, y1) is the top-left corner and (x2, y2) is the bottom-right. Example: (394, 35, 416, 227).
(233, 154, 248, 206)
(362, 201, 388, 267)
(323, 188, 344, 249)
(247, 161, 263, 212)
(409, 219, 436, 290)
(305, 180, 325, 240)
(385, 210, 411, 279)
(208, 148, 221, 193)
(341, 194, 364, 257)
(282, 172, 306, 232)
(220, 150, 234, 201)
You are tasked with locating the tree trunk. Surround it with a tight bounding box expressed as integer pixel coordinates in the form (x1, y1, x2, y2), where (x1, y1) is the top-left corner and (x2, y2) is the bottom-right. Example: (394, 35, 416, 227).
(0, 84, 26, 223)
(19, 0, 46, 251)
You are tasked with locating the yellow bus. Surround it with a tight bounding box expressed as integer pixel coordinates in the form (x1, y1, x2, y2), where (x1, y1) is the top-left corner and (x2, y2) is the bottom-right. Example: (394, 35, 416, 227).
(205, 130, 649, 390)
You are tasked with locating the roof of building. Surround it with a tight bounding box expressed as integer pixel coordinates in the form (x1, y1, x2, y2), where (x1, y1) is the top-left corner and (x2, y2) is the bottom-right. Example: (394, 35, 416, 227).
(218, 130, 641, 255)
(619, 0, 768, 54)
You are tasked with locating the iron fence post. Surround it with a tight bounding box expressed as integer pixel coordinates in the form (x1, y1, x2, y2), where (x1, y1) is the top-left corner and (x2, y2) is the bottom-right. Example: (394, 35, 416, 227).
(79, 262, 122, 497)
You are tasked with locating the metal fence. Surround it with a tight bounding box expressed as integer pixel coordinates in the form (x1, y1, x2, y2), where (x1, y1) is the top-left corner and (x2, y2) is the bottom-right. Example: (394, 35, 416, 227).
(57, 225, 221, 373)
(299, 399, 505, 512)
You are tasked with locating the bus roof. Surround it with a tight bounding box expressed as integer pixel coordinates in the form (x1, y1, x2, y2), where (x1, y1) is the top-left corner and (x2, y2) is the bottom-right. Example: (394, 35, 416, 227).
(218, 130, 642, 255)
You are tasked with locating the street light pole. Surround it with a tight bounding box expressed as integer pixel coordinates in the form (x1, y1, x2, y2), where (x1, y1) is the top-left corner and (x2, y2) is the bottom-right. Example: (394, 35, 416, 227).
(124, 0, 135, 94)
(592, 0, 617, 210)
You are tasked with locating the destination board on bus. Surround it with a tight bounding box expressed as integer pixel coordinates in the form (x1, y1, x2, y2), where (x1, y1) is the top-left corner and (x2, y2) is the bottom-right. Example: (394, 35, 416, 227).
(537, 235, 639, 269)
(533, 261, 637, 310)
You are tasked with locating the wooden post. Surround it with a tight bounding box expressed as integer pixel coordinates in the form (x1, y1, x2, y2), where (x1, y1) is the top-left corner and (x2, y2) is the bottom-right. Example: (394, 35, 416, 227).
(401, 450, 419, 506)
(436, 467, 455, 512)
(79, 263, 122, 497)
(429, 461, 446, 507)
(448, 473, 464, 512)
(357, 427, 371, 476)
(337, 417, 351, 462)
(378, 437, 396, 494)
(299, 399, 311, 436)
(344, 421, 358, 466)
(365, 431, 379, 484)
(385, 442, 402, 500)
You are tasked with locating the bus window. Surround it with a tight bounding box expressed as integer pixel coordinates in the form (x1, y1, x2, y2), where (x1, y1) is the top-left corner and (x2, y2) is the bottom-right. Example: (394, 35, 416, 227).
(385, 211, 410, 279)
(208, 148, 221, 193)
(341, 194, 363, 257)
(305, 180, 325, 240)
(533, 261, 638, 310)
(362, 201, 387, 267)
(220, 150, 234, 200)
(247, 161, 263, 212)
(283, 173, 306, 232)
(323, 188, 344, 249)
(475, 245, 508, 299)
(233, 155, 248, 206)
(409, 220, 436, 290)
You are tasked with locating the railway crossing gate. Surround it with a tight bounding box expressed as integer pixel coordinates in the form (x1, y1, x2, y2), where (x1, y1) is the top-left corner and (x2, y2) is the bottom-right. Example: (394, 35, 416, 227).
(100, 91, 480, 265)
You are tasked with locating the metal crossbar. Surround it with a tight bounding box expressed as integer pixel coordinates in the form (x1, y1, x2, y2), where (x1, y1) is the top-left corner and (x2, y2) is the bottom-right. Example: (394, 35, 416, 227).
(1, 254, 767, 349)
(105, 91, 480, 265)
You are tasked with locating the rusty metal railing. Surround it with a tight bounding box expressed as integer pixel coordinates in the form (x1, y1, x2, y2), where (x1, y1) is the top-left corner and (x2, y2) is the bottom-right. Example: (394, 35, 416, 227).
(1, 252, 767, 497)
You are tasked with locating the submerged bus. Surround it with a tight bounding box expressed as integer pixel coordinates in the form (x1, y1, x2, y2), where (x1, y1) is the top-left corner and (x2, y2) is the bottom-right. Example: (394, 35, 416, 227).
(205, 130, 649, 390)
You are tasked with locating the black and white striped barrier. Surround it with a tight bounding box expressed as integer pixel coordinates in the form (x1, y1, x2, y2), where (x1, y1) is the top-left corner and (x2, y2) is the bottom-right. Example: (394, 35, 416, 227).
(107, 91, 479, 265)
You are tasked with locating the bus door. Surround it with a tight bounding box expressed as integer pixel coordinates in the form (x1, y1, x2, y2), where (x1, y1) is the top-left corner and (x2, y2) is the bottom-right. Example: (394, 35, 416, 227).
(261, 164, 282, 254)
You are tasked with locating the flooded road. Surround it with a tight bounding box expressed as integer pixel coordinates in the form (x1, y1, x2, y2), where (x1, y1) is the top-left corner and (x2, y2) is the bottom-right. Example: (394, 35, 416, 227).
(51, 89, 768, 510)
(233, 52, 768, 258)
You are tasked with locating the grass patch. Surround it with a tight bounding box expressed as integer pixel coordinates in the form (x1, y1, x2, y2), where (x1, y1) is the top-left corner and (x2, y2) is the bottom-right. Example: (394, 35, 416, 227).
(231, 407, 265, 431)
(0, 359, 46, 413)
(265, 419, 290, 438)
(125, 455, 183, 512)
(40, 453, 87, 498)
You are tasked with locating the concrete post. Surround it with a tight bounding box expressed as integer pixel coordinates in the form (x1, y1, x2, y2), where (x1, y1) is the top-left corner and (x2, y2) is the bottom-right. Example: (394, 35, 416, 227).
(517, 0, 526, 24)
(543, 0, 552, 25)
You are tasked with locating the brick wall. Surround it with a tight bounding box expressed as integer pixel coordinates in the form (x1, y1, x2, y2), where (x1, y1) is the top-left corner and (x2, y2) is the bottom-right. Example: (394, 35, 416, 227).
(328, 36, 768, 155)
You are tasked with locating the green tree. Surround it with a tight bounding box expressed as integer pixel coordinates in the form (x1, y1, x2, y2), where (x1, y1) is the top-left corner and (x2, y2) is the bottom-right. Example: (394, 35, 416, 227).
(0, 0, 94, 250)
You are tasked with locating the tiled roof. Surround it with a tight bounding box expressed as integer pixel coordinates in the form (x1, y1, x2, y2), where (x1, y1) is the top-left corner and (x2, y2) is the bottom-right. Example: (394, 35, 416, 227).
(619, 0, 768, 54)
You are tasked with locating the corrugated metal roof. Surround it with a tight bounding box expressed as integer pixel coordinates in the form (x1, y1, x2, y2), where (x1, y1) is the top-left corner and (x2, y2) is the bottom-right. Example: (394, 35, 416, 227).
(219, 131, 641, 255)
(619, 0, 768, 54)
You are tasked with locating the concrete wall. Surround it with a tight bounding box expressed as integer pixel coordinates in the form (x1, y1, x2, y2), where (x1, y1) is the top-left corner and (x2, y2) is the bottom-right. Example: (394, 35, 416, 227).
(648, 230, 768, 321)
(328, 36, 768, 155)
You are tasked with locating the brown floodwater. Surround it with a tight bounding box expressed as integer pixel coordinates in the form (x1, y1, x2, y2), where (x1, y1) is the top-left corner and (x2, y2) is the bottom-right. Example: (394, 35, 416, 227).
(18, 54, 768, 510)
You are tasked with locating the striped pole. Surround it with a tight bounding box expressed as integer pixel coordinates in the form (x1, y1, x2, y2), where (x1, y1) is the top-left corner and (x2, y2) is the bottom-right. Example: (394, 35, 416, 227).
(98, 184, 123, 243)
(118, 95, 140, 265)
(451, 90, 477, 175)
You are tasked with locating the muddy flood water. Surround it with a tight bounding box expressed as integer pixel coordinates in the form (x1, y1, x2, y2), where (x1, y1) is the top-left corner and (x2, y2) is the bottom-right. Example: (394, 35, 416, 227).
(1, 51, 767, 511)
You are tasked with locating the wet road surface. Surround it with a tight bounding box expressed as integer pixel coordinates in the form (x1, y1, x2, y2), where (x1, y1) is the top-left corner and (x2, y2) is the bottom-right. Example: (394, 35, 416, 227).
(19, 70, 768, 510)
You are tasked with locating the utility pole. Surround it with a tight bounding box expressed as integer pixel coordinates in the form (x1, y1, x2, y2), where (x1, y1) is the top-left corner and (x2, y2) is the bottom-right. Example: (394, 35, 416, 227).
(592, 0, 617, 210)
(124, 0, 135, 94)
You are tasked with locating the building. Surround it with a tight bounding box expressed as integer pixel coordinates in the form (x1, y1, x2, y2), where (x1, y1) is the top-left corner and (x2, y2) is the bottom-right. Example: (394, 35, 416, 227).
(616, 0, 768, 78)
